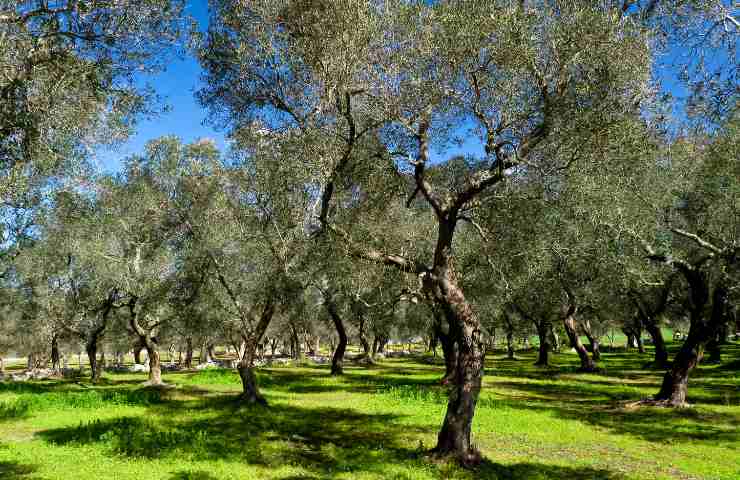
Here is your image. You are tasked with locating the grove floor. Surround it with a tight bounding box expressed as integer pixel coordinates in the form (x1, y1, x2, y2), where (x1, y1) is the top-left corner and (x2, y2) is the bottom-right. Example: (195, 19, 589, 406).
(1, 343, 738, 479)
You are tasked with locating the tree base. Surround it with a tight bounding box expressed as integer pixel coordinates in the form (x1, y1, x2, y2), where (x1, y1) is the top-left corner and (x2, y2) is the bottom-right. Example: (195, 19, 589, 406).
(236, 393, 268, 406)
(428, 446, 482, 468)
(141, 381, 174, 389)
(624, 398, 691, 409)
(576, 365, 600, 373)
(642, 360, 670, 369)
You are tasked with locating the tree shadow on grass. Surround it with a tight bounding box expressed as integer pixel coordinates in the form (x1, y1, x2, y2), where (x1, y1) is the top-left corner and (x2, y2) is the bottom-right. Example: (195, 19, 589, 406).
(0, 461, 37, 479)
(475, 459, 627, 480)
(488, 380, 740, 445)
(36, 400, 427, 478)
(169, 471, 220, 480)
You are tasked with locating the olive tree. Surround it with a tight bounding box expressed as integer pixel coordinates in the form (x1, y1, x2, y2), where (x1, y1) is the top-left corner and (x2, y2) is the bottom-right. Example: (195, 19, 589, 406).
(197, 0, 651, 462)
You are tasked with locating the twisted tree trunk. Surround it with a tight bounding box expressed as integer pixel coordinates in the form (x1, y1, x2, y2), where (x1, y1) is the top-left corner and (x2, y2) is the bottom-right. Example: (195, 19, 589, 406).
(580, 318, 601, 361)
(655, 281, 727, 406)
(433, 314, 457, 384)
(428, 269, 484, 466)
(326, 297, 347, 376)
(237, 299, 275, 404)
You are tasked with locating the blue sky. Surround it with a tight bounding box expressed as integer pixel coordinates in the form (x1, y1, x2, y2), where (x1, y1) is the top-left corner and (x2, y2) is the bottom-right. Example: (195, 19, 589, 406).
(95, 1, 223, 173)
(95, 1, 725, 174)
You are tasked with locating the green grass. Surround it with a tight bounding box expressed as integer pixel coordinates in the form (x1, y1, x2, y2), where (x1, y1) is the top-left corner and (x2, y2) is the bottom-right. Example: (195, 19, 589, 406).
(1, 341, 739, 479)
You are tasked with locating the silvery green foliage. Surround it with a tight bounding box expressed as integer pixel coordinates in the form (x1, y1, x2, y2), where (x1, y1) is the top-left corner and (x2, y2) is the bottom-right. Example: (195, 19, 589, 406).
(0, 1, 192, 280)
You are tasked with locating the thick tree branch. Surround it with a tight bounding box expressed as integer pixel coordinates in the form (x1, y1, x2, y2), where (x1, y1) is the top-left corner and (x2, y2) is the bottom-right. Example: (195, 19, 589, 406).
(670, 228, 723, 255)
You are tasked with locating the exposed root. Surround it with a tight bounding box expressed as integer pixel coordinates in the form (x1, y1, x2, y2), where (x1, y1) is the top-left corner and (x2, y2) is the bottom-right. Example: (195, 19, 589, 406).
(622, 398, 691, 409)
(141, 381, 174, 389)
(427, 446, 483, 469)
(576, 365, 601, 374)
(236, 393, 268, 406)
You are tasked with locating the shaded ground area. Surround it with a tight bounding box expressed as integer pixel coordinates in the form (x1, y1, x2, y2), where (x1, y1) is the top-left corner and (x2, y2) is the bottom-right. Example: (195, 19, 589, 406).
(0, 340, 738, 479)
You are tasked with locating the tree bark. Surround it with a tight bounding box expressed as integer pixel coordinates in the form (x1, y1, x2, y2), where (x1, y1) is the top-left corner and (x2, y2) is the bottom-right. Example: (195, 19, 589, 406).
(146, 346, 161, 385)
(429, 272, 484, 466)
(535, 319, 552, 366)
(655, 275, 725, 406)
(86, 340, 100, 383)
(199, 340, 211, 364)
(133, 342, 144, 364)
(51, 334, 61, 374)
(434, 316, 457, 384)
(326, 297, 347, 376)
(289, 323, 302, 360)
(236, 298, 275, 404)
(550, 328, 560, 352)
(563, 312, 595, 372)
(643, 320, 669, 366)
(184, 337, 194, 368)
(358, 314, 374, 363)
(126, 298, 164, 386)
(580, 318, 601, 361)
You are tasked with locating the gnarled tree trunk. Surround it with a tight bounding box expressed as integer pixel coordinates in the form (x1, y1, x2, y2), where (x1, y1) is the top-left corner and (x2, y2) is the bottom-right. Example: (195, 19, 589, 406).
(236, 298, 275, 405)
(326, 297, 347, 376)
(433, 313, 457, 384)
(535, 318, 552, 366)
(655, 281, 726, 406)
(580, 318, 600, 361)
(358, 314, 374, 363)
(133, 341, 144, 365)
(643, 320, 669, 366)
(428, 269, 484, 466)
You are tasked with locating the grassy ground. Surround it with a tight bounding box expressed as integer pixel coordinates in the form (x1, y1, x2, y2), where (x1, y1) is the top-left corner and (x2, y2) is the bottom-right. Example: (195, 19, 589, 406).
(1, 341, 738, 480)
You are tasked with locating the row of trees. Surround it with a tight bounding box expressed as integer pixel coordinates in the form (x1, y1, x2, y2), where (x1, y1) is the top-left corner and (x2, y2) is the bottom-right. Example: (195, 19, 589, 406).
(1, 0, 737, 465)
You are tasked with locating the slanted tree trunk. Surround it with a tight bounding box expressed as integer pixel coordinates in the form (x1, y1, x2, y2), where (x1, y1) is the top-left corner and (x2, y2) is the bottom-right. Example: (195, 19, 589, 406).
(632, 284, 672, 367)
(558, 278, 596, 373)
(0, 357, 4, 374)
(326, 297, 347, 376)
(550, 327, 560, 352)
(433, 314, 457, 384)
(428, 269, 484, 466)
(580, 318, 601, 361)
(358, 314, 374, 363)
(636, 334, 645, 354)
(706, 319, 727, 363)
(127, 298, 164, 386)
(236, 299, 275, 405)
(654, 274, 725, 407)
(563, 309, 595, 372)
(643, 320, 669, 367)
(133, 342, 144, 364)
